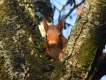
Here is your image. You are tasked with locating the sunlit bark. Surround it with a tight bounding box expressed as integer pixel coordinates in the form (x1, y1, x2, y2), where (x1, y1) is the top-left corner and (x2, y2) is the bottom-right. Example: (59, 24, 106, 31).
(60, 0, 106, 80)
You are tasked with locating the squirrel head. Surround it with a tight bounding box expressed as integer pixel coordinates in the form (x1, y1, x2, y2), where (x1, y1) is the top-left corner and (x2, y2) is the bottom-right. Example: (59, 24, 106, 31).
(43, 18, 63, 46)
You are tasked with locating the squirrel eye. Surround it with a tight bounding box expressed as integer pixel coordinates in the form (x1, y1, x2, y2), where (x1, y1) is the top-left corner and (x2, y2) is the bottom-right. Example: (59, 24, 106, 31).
(58, 34, 61, 37)
(45, 34, 47, 38)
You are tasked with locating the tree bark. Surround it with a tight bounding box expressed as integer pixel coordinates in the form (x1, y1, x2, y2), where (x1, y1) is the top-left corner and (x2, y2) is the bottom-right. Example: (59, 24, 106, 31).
(60, 0, 106, 80)
(0, 0, 50, 80)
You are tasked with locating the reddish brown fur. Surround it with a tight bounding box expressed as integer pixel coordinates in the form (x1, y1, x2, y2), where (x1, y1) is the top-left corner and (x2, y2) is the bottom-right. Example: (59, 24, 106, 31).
(43, 18, 67, 61)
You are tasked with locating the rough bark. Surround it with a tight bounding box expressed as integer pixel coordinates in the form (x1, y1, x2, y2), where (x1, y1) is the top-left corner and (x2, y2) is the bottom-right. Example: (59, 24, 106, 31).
(60, 0, 106, 80)
(0, 0, 50, 80)
(0, 0, 55, 79)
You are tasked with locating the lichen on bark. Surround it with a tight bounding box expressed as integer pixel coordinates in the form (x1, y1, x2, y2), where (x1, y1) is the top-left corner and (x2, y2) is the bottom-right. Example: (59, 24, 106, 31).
(0, 0, 57, 80)
(0, 0, 47, 79)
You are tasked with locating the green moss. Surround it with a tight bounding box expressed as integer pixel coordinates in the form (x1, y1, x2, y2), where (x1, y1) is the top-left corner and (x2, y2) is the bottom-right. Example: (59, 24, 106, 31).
(44, 74, 51, 80)
(78, 24, 106, 71)
(50, 61, 62, 80)
(79, 40, 98, 70)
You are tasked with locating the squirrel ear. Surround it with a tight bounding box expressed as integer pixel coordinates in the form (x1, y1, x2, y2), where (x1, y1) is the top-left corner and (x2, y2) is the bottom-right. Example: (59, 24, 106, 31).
(42, 17, 49, 32)
(56, 20, 63, 32)
(56, 15, 66, 32)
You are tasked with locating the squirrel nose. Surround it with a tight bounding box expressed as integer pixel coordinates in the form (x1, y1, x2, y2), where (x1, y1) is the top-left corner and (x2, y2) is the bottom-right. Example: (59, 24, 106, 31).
(48, 41, 57, 46)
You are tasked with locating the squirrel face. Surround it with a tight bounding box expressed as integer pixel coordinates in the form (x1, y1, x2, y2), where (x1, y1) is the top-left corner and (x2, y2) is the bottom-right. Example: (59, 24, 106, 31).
(46, 26, 62, 47)
(43, 17, 67, 61)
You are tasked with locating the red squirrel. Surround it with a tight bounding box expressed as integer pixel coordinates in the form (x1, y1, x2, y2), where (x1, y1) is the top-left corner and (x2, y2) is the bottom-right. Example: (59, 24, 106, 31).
(43, 18, 67, 61)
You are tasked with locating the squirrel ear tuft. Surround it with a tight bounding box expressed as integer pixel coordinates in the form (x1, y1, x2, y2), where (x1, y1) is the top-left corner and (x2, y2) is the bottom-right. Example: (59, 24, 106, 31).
(56, 20, 63, 32)
(42, 17, 49, 32)
(56, 15, 66, 32)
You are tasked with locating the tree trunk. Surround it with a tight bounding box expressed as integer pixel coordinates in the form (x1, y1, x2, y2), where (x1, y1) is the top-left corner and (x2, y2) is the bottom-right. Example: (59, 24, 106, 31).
(60, 0, 106, 80)
(0, 0, 51, 80)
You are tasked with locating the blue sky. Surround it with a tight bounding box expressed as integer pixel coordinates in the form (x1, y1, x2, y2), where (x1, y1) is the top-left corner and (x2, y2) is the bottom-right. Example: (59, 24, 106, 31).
(100, 75, 106, 80)
(50, 0, 79, 39)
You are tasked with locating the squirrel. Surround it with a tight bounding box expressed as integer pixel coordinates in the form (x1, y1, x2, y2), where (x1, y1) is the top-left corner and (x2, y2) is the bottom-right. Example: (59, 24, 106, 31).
(43, 18, 67, 61)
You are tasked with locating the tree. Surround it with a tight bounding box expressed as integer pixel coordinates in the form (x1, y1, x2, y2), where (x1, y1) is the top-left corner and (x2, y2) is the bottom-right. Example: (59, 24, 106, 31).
(0, 0, 52, 80)
(60, 0, 106, 80)
(0, 0, 106, 80)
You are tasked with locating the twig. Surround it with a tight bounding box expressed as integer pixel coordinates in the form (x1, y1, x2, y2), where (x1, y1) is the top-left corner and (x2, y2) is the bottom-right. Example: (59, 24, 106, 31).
(73, 0, 76, 6)
(65, 0, 85, 19)
(59, 4, 70, 12)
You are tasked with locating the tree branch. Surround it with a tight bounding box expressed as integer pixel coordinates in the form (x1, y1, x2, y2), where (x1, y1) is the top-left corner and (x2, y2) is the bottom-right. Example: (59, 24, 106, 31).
(65, 0, 85, 19)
